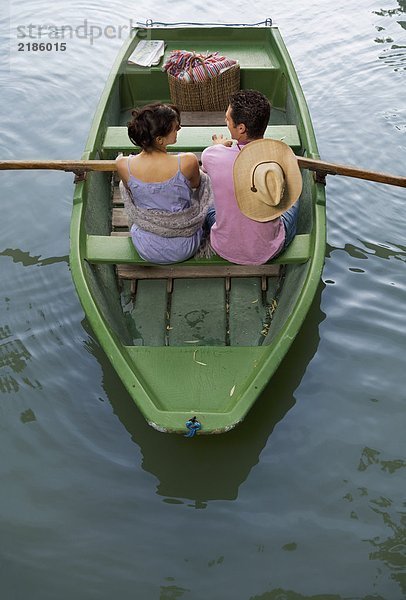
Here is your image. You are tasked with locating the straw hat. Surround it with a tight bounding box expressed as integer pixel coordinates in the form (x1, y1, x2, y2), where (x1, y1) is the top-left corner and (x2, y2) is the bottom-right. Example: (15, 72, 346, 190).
(233, 139, 303, 222)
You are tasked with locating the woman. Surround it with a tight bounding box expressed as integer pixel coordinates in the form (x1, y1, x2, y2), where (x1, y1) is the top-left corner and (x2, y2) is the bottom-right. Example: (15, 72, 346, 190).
(116, 103, 207, 264)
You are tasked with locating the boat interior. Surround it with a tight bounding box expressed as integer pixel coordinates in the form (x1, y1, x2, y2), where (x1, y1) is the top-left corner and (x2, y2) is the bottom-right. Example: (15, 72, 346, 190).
(78, 27, 322, 350)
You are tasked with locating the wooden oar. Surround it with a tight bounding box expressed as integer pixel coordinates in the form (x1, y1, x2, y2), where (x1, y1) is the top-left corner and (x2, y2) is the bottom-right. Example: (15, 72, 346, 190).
(0, 160, 117, 172)
(297, 157, 406, 188)
(0, 158, 405, 187)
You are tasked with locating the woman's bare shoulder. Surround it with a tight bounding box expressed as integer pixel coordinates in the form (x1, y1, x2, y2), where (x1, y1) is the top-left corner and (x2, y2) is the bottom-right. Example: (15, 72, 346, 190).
(179, 152, 199, 172)
(115, 154, 129, 178)
(179, 152, 200, 187)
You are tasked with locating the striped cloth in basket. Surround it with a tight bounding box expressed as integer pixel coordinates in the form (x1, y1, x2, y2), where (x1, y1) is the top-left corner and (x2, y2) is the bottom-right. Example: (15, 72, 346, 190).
(163, 50, 238, 83)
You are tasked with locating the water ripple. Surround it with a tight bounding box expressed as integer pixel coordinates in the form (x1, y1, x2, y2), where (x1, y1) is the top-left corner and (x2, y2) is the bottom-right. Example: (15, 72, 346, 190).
(1, 1, 406, 597)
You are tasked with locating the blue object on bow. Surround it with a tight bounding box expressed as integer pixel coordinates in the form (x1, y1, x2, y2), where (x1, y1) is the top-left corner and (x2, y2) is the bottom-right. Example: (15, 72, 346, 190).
(185, 416, 202, 437)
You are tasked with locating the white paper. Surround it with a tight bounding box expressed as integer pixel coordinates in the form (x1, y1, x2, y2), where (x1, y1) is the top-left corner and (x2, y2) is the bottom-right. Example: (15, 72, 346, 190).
(128, 40, 165, 67)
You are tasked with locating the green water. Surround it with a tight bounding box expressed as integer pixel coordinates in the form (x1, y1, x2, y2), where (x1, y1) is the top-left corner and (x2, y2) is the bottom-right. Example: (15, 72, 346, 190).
(1, 1, 405, 598)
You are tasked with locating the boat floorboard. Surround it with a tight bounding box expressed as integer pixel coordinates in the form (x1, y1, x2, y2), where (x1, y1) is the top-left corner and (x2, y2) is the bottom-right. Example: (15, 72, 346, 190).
(169, 279, 227, 346)
(120, 274, 280, 347)
(122, 280, 167, 346)
(229, 278, 270, 346)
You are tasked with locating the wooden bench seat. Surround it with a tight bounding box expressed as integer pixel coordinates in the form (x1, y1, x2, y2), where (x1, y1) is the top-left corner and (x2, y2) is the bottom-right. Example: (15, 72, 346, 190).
(86, 233, 311, 267)
(102, 125, 301, 156)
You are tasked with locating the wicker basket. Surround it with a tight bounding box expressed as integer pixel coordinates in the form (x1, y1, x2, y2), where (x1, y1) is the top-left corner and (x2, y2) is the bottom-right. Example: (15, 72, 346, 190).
(168, 63, 240, 112)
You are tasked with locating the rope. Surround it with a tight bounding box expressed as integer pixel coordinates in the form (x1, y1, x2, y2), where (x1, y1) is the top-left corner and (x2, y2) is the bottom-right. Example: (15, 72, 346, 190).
(137, 19, 273, 28)
(185, 416, 202, 437)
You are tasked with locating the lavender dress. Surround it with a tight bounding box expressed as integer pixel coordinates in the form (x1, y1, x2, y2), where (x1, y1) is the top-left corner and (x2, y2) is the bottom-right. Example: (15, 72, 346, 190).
(126, 154, 203, 264)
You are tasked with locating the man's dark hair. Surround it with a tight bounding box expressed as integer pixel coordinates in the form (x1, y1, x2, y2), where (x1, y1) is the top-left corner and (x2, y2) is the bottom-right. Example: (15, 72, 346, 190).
(228, 90, 271, 139)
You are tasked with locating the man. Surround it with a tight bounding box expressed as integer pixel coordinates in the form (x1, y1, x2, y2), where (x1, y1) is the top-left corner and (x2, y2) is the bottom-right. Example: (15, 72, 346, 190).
(201, 89, 301, 265)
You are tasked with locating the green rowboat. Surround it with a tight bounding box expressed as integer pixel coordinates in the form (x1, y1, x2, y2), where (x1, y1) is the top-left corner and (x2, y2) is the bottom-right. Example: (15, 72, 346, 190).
(70, 24, 326, 434)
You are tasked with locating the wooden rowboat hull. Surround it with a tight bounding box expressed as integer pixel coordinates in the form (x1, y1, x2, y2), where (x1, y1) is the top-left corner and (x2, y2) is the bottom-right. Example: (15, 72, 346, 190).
(70, 25, 326, 434)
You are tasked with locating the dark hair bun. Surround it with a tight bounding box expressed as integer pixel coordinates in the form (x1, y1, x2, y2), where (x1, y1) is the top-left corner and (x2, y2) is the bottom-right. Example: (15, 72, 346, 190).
(127, 103, 180, 151)
(127, 108, 154, 149)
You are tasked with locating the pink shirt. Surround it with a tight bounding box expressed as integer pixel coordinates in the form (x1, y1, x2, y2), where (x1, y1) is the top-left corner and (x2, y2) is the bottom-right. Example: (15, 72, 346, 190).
(201, 143, 285, 265)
